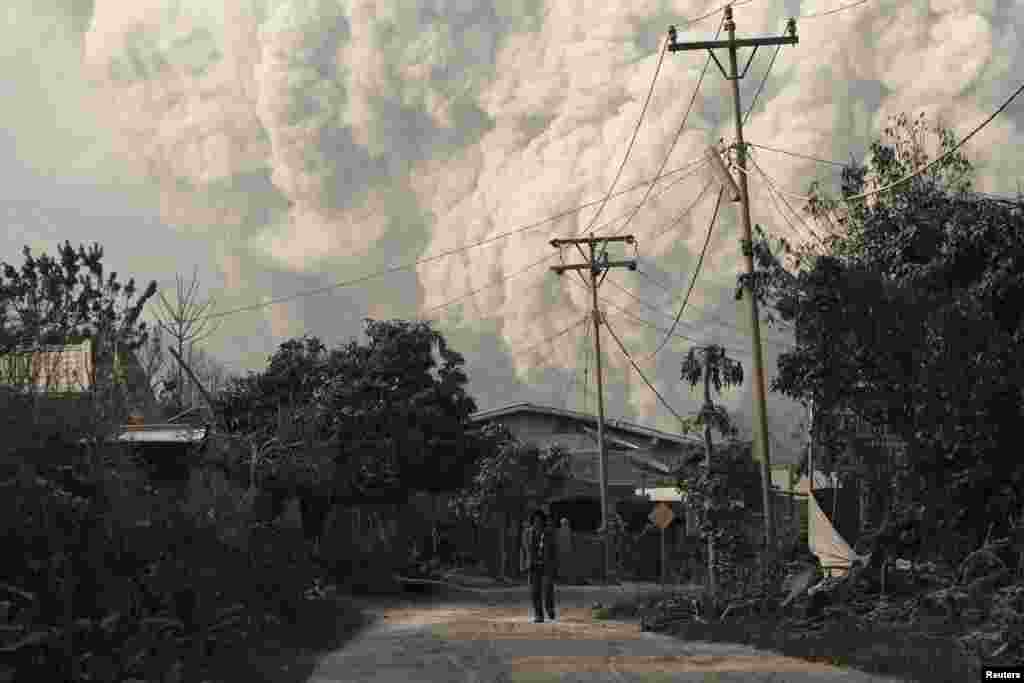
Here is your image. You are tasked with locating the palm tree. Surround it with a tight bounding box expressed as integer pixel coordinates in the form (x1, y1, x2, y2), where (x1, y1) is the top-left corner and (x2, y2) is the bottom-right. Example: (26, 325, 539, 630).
(680, 344, 743, 604)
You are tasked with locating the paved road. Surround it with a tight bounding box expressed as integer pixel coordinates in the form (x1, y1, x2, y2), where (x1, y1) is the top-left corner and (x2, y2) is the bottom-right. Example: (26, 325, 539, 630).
(308, 584, 906, 682)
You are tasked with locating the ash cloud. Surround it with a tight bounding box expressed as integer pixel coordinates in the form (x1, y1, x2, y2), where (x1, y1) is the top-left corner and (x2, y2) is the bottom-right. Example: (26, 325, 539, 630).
(14, 0, 1011, 458)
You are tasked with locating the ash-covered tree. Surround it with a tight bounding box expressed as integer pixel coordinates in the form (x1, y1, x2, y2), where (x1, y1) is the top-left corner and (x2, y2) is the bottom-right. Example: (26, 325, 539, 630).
(676, 344, 762, 602)
(1, 241, 158, 433)
(310, 319, 483, 501)
(448, 424, 570, 580)
(740, 112, 1024, 563)
(215, 320, 487, 502)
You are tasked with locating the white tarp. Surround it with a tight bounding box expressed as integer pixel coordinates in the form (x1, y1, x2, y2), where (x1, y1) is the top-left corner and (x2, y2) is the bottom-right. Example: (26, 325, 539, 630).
(808, 489, 868, 577)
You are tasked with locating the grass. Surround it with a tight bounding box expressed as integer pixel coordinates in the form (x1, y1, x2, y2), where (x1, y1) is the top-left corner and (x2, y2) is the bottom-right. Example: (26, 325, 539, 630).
(195, 594, 374, 683)
(658, 616, 978, 683)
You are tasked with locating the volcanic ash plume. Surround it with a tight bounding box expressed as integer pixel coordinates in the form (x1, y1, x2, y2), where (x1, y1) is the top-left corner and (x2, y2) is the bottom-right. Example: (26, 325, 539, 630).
(79, 0, 1024, 435)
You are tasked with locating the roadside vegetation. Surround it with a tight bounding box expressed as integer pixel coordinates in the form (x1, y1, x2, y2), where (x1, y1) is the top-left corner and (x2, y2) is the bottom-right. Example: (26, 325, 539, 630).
(0, 247, 505, 681)
(629, 113, 1024, 682)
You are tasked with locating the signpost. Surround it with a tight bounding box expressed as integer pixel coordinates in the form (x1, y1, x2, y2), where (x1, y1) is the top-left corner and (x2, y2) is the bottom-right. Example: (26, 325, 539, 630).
(649, 503, 675, 588)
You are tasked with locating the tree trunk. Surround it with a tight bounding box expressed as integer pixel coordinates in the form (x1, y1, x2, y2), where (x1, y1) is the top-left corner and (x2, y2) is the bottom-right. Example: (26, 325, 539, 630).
(703, 355, 716, 601)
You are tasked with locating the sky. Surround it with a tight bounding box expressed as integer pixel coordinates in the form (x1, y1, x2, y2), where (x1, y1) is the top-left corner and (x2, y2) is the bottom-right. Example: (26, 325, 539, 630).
(3, 0, 1023, 464)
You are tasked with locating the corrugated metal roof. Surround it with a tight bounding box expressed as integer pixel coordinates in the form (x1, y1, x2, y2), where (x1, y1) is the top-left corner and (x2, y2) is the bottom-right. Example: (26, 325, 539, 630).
(470, 402, 705, 446)
(635, 487, 685, 502)
(117, 424, 208, 444)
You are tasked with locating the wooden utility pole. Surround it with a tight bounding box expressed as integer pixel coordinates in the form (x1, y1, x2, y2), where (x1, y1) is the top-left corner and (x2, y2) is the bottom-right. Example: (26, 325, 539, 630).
(668, 6, 799, 554)
(551, 235, 637, 584)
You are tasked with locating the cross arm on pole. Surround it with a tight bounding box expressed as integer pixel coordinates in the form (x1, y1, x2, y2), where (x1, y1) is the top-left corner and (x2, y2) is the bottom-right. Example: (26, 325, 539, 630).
(550, 236, 636, 247)
(550, 260, 637, 275)
(666, 36, 798, 52)
(667, 19, 798, 81)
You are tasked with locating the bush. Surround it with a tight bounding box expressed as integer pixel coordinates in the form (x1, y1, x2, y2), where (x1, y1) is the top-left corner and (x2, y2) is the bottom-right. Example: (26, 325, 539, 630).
(0, 436, 324, 682)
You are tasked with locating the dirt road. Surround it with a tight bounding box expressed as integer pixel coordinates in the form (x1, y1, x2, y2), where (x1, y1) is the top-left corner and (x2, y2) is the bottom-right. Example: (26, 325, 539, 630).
(307, 586, 905, 682)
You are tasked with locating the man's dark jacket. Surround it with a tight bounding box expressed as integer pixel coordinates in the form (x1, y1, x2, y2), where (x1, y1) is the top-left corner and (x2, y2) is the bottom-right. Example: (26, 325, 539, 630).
(521, 524, 559, 577)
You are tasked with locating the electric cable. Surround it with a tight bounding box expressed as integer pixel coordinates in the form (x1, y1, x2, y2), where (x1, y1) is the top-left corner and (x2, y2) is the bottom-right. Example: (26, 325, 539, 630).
(800, 0, 870, 19)
(605, 276, 791, 346)
(684, 0, 758, 28)
(565, 274, 747, 355)
(597, 16, 724, 263)
(601, 315, 689, 430)
(749, 157, 829, 248)
(746, 142, 847, 168)
(744, 79, 1024, 208)
(743, 46, 780, 125)
(627, 269, 791, 340)
(603, 304, 748, 356)
(506, 316, 589, 360)
(422, 159, 711, 322)
(755, 149, 845, 235)
(582, 35, 670, 237)
(198, 156, 707, 323)
(641, 187, 724, 362)
(842, 79, 1024, 204)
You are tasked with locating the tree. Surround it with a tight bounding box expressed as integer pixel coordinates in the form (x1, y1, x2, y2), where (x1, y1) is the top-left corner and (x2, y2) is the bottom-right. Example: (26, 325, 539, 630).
(742, 112, 1024, 563)
(678, 344, 743, 602)
(187, 346, 232, 419)
(213, 320, 485, 507)
(0, 242, 158, 433)
(135, 325, 168, 398)
(152, 268, 220, 414)
(449, 425, 570, 580)
(310, 319, 482, 501)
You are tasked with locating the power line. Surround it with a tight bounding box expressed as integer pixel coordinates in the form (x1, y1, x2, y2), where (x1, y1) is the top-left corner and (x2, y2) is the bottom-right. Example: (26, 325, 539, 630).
(422, 159, 711, 321)
(842, 79, 1024, 204)
(506, 316, 588, 360)
(627, 269, 792, 343)
(748, 155, 829, 247)
(591, 287, 748, 356)
(800, 0, 870, 19)
(601, 315, 690, 430)
(599, 17, 724, 262)
(200, 156, 707, 323)
(759, 168, 822, 247)
(749, 149, 844, 235)
(583, 36, 670, 236)
(743, 45, 780, 125)
(603, 276, 793, 352)
(746, 142, 847, 168)
(749, 79, 1024, 208)
(684, 0, 758, 28)
(642, 187, 724, 362)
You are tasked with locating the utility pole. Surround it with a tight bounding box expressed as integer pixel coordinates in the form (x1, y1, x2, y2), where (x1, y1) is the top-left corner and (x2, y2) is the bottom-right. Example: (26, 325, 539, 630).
(668, 6, 799, 555)
(551, 235, 637, 584)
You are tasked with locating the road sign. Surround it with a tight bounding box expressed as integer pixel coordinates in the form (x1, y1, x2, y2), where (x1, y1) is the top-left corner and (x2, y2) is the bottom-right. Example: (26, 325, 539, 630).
(650, 502, 675, 530)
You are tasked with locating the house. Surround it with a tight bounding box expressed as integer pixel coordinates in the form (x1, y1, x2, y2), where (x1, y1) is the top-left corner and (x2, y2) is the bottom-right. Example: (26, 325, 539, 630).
(0, 340, 94, 393)
(469, 402, 708, 533)
(0, 338, 156, 420)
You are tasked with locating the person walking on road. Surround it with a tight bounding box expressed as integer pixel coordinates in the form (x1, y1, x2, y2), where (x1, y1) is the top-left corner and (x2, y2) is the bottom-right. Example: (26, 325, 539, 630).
(521, 509, 558, 623)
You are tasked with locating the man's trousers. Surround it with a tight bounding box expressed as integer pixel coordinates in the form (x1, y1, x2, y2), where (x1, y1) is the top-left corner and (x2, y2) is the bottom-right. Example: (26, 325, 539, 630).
(529, 567, 556, 619)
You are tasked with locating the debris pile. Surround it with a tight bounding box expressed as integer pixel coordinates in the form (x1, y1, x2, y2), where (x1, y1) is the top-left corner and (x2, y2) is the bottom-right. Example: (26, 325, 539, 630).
(636, 541, 1024, 676)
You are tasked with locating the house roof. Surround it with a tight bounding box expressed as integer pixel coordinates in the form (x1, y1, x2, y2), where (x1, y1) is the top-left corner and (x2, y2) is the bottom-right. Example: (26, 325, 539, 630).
(117, 424, 208, 444)
(635, 487, 685, 502)
(469, 402, 706, 448)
